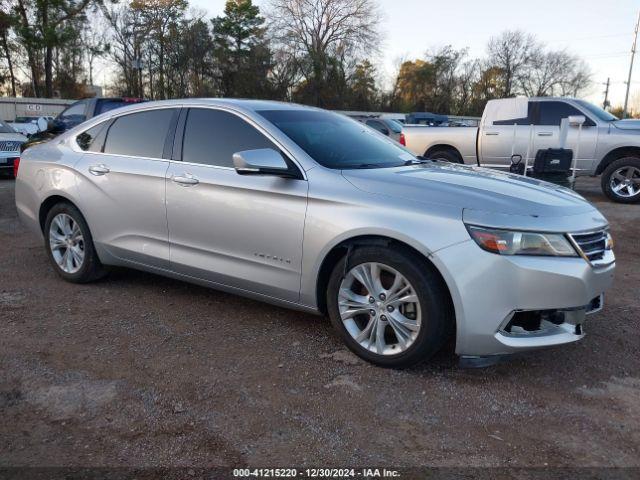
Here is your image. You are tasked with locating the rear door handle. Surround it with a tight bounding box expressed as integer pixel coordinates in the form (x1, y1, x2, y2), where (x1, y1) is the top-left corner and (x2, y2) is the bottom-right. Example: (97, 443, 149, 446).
(88, 164, 110, 176)
(485, 132, 499, 136)
(537, 132, 553, 137)
(172, 174, 199, 186)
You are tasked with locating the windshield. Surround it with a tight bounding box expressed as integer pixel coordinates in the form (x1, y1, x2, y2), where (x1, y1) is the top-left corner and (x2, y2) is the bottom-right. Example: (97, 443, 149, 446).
(574, 99, 618, 122)
(258, 109, 415, 169)
(0, 120, 17, 134)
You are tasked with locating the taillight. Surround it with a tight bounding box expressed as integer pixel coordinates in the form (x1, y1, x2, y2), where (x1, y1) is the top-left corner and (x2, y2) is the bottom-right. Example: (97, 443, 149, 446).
(13, 157, 20, 178)
(399, 133, 406, 146)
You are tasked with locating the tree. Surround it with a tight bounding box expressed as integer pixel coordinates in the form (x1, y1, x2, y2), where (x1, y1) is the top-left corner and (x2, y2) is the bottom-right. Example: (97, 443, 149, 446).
(128, 0, 187, 99)
(487, 30, 538, 97)
(349, 60, 377, 110)
(10, 0, 103, 97)
(519, 50, 591, 97)
(0, 10, 18, 96)
(268, 0, 381, 106)
(211, 0, 271, 98)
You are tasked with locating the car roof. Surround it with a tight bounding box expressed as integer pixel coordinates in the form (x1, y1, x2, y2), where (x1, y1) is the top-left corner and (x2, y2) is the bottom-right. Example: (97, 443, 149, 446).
(108, 98, 320, 114)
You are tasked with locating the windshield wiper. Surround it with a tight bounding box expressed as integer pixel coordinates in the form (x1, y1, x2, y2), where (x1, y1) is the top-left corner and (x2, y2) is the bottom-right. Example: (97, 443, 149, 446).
(404, 156, 434, 165)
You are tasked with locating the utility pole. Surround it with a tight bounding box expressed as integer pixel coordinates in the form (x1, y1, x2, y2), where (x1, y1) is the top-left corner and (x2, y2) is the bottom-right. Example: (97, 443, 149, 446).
(603, 77, 610, 110)
(623, 11, 640, 118)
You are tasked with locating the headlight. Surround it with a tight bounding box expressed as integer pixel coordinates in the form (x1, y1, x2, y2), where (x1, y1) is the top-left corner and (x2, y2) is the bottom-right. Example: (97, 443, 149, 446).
(466, 225, 578, 257)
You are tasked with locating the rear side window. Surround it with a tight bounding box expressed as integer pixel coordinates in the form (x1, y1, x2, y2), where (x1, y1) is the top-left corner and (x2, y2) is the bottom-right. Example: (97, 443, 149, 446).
(182, 108, 274, 167)
(104, 109, 176, 158)
(537, 102, 585, 126)
(76, 122, 107, 152)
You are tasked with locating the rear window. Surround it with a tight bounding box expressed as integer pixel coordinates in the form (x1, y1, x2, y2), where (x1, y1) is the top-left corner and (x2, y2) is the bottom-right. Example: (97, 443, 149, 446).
(96, 99, 141, 115)
(103, 109, 177, 158)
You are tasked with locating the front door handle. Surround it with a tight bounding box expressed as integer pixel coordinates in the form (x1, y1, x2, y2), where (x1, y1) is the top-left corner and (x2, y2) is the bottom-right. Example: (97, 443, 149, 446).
(88, 164, 110, 176)
(485, 132, 499, 136)
(172, 174, 199, 186)
(537, 132, 553, 137)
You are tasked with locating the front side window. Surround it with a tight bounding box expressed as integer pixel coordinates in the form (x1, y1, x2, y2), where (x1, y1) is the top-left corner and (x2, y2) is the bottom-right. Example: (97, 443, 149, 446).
(258, 109, 415, 169)
(537, 102, 586, 126)
(104, 109, 176, 158)
(181, 108, 275, 167)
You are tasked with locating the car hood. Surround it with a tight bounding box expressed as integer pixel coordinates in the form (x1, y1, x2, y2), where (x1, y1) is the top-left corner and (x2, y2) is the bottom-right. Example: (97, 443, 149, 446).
(612, 119, 640, 131)
(0, 132, 27, 142)
(342, 162, 597, 219)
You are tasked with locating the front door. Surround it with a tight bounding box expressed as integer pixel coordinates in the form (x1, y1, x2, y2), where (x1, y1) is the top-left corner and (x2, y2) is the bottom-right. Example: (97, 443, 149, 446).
(532, 101, 598, 173)
(75, 107, 179, 268)
(165, 107, 308, 302)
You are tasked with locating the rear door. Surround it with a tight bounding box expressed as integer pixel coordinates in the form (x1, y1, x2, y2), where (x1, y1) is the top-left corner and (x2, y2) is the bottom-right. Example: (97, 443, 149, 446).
(532, 101, 598, 173)
(74, 107, 179, 268)
(165, 107, 308, 302)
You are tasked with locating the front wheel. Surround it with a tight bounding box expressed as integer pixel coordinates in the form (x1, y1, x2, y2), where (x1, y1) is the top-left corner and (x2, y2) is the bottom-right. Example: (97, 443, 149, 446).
(601, 157, 640, 203)
(326, 246, 452, 368)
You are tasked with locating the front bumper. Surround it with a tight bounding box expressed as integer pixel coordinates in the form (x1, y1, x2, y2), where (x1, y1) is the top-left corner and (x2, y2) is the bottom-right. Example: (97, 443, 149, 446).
(432, 240, 615, 357)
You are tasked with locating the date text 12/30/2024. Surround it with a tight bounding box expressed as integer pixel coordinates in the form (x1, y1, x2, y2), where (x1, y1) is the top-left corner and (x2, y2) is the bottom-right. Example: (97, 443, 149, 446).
(233, 468, 401, 478)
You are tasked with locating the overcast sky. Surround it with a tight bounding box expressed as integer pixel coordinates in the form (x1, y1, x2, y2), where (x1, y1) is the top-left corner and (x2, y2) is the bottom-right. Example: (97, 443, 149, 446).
(187, 0, 640, 109)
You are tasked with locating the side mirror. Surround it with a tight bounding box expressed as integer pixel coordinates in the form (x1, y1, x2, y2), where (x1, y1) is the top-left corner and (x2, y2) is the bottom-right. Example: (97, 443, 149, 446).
(233, 148, 296, 178)
(568, 115, 586, 127)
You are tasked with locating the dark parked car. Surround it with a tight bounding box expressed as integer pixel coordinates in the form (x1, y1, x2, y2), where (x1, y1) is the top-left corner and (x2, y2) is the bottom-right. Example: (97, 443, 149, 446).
(22, 97, 143, 150)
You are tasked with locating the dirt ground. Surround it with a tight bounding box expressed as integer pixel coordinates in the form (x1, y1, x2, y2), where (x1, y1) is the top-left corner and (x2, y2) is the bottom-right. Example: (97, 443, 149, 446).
(1, 175, 639, 471)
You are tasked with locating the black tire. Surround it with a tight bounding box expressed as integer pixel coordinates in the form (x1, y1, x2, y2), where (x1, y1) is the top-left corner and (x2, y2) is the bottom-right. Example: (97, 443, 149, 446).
(326, 246, 453, 368)
(601, 157, 640, 204)
(427, 149, 462, 164)
(44, 202, 107, 283)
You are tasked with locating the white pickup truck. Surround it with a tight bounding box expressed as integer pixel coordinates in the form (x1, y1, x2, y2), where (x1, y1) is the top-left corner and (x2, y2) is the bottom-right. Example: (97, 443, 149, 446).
(401, 97, 640, 203)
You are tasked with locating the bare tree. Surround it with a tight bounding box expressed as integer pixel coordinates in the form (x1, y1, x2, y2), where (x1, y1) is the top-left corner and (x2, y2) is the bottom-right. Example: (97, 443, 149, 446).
(268, 0, 381, 106)
(487, 30, 539, 97)
(520, 49, 591, 97)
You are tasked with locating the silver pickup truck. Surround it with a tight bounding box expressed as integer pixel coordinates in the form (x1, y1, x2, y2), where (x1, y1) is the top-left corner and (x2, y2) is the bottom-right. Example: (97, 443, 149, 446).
(402, 97, 640, 203)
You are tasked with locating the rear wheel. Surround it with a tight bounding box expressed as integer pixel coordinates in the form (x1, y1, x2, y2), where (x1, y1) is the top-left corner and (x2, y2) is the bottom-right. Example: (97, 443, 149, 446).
(601, 157, 640, 203)
(44, 202, 107, 283)
(427, 149, 462, 164)
(326, 246, 452, 368)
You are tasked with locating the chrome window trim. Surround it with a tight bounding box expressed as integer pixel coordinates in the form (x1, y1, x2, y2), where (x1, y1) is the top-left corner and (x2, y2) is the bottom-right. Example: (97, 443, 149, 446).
(176, 104, 307, 180)
(70, 105, 182, 159)
(70, 103, 308, 180)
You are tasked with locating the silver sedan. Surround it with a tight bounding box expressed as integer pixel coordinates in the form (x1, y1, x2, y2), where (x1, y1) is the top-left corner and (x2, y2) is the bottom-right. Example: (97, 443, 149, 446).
(15, 99, 615, 367)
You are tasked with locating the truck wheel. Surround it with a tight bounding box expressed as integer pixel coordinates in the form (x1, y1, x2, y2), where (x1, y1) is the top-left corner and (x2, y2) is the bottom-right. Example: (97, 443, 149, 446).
(601, 157, 640, 203)
(427, 149, 462, 164)
(326, 246, 452, 368)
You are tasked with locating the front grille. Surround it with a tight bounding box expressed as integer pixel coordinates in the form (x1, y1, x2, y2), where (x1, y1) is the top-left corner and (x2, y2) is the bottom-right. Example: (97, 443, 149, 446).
(569, 229, 608, 263)
(0, 141, 22, 152)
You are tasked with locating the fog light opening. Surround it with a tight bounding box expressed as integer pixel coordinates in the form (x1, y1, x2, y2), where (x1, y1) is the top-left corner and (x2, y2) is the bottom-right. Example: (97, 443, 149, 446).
(503, 310, 565, 335)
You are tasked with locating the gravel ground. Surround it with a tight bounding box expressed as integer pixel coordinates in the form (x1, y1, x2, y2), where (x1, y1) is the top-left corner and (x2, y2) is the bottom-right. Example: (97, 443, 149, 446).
(1, 176, 639, 469)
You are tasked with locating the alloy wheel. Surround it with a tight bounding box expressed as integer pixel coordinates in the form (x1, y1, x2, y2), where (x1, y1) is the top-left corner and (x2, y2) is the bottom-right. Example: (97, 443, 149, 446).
(610, 165, 640, 198)
(49, 213, 85, 274)
(338, 262, 421, 355)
